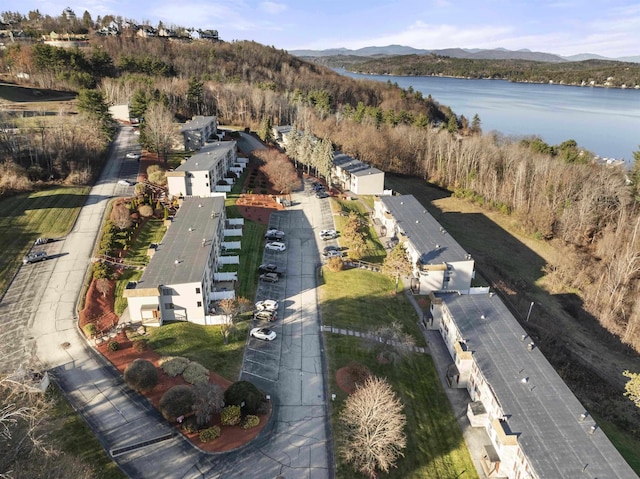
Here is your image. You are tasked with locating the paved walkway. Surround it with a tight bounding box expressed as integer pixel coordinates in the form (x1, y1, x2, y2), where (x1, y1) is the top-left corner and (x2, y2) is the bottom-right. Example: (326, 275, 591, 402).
(320, 325, 427, 354)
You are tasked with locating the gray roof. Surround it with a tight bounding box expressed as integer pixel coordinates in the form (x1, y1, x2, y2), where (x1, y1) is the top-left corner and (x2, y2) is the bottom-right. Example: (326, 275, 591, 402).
(381, 195, 469, 264)
(136, 196, 224, 287)
(180, 115, 216, 132)
(333, 152, 383, 177)
(176, 141, 236, 172)
(439, 292, 638, 478)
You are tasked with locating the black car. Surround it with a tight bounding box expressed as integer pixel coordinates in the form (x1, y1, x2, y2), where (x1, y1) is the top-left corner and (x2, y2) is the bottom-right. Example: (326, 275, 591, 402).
(258, 263, 285, 275)
(260, 272, 280, 283)
(322, 245, 340, 256)
(316, 191, 329, 199)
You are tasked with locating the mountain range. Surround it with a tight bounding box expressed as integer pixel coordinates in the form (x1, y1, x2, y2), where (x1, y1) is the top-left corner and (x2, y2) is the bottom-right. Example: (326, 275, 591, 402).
(290, 45, 640, 64)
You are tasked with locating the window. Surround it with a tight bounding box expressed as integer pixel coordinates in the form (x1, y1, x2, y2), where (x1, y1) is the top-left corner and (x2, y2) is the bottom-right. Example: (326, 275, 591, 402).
(196, 287, 201, 294)
(197, 301, 202, 307)
(164, 303, 174, 309)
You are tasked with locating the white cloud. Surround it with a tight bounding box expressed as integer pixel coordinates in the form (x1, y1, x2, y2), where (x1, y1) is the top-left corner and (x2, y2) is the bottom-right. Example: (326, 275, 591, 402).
(260, 2, 287, 14)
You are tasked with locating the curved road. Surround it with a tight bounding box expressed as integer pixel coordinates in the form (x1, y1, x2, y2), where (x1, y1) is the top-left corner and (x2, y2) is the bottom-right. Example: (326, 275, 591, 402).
(2, 127, 333, 478)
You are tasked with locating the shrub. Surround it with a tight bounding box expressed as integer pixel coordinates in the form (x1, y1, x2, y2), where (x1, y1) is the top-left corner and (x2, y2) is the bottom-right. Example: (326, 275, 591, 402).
(83, 323, 97, 338)
(124, 358, 159, 392)
(181, 417, 199, 434)
(242, 415, 260, 430)
(199, 426, 221, 443)
(132, 339, 147, 353)
(345, 361, 371, 388)
(327, 257, 344, 272)
(138, 204, 154, 218)
(224, 381, 264, 415)
(93, 262, 112, 280)
(220, 405, 241, 426)
(159, 356, 190, 377)
(107, 340, 119, 352)
(159, 385, 196, 422)
(182, 361, 209, 385)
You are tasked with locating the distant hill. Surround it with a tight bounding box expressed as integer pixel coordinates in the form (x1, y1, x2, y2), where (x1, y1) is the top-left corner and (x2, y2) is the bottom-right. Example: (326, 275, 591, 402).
(291, 45, 640, 64)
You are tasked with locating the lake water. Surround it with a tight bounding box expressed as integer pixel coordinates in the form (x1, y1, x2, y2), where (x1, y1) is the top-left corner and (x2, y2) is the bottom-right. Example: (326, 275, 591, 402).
(338, 69, 640, 163)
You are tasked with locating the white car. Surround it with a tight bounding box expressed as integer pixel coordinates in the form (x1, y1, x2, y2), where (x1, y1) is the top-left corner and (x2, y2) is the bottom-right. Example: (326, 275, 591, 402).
(250, 327, 277, 341)
(125, 152, 141, 160)
(325, 250, 343, 258)
(117, 179, 134, 186)
(266, 229, 285, 237)
(265, 241, 286, 252)
(320, 229, 337, 237)
(255, 299, 279, 311)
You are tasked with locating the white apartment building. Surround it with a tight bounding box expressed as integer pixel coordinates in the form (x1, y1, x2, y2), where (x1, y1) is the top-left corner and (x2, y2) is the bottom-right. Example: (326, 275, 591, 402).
(123, 196, 235, 326)
(428, 291, 637, 479)
(374, 195, 475, 293)
(180, 115, 218, 151)
(333, 152, 385, 195)
(166, 141, 238, 198)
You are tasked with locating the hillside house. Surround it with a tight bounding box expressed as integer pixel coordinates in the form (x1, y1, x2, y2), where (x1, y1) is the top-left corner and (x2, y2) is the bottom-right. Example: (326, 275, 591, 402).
(428, 291, 638, 478)
(166, 141, 241, 198)
(180, 115, 218, 151)
(123, 196, 239, 326)
(374, 195, 474, 293)
(333, 153, 385, 195)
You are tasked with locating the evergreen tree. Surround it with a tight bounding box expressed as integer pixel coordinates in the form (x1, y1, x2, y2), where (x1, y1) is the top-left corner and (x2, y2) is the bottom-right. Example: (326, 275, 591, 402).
(187, 76, 204, 116)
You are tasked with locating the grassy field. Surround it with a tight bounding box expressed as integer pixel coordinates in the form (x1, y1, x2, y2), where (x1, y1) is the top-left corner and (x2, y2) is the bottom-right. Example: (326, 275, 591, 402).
(49, 387, 126, 479)
(0, 186, 89, 295)
(320, 268, 477, 479)
(126, 218, 167, 265)
(146, 321, 249, 380)
(321, 269, 423, 339)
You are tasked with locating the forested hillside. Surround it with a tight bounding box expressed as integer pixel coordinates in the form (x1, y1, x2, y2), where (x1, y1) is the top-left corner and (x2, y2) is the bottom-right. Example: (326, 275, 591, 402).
(1, 22, 639, 403)
(310, 53, 640, 88)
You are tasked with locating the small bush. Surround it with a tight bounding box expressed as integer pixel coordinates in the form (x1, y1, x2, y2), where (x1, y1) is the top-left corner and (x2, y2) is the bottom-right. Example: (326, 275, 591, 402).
(83, 323, 97, 338)
(159, 356, 190, 377)
(182, 361, 210, 385)
(224, 381, 264, 414)
(93, 262, 112, 280)
(138, 204, 154, 218)
(345, 361, 371, 387)
(124, 358, 159, 392)
(327, 257, 344, 272)
(132, 339, 147, 353)
(181, 417, 199, 434)
(199, 426, 221, 443)
(220, 405, 241, 426)
(159, 385, 196, 422)
(107, 340, 119, 352)
(242, 415, 260, 429)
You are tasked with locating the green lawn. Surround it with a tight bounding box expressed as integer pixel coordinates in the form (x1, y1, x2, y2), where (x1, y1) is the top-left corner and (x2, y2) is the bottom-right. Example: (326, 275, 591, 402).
(49, 387, 126, 479)
(0, 186, 89, 294)
(321, 269, 423, 340)
(146, 321, 249, 380)
(235, 220, 267, 300)
(126, 218, 167, 265)
(593, 415, 640, 473)
(320, 268, 478, 479)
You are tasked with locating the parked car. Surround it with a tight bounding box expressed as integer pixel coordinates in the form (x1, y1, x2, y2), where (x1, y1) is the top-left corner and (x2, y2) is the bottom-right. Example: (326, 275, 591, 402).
(125, 152, 141, 160)
(34, 237, 53, 246)
(260, 272, 280, 283)
(254, 310, 277, 322)
(265, 229, 285, 237)
(117, 179, 134, 186)
(325, 250, 343, 259)
(250, 327, 277, 341)
(312, 183, 324, 191)
(255, 299, 278, 311)
(322, 245, 340, 256)
(265, 242, 286, 252)
(319, 229, 337, 240)
(316, 191, 329, 199)
(266, 233, 285, 241)
(258, 263, 285, 275)
(23, 251, 48, 264)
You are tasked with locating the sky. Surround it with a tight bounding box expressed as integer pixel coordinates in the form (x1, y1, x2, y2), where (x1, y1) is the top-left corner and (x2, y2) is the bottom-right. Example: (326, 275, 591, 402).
(4, 0, 640, 58)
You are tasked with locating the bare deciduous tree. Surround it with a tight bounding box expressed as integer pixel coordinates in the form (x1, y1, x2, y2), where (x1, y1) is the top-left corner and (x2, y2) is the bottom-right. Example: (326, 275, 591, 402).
(382, 244, 413, 294)
(339, 376, 406, 478)
(365, 321, 416, 365)
(193, 382, 225, 427)
(95, 277, 112, 297)
(217, 297, 252, 344)
(143, 101, 178, 164)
